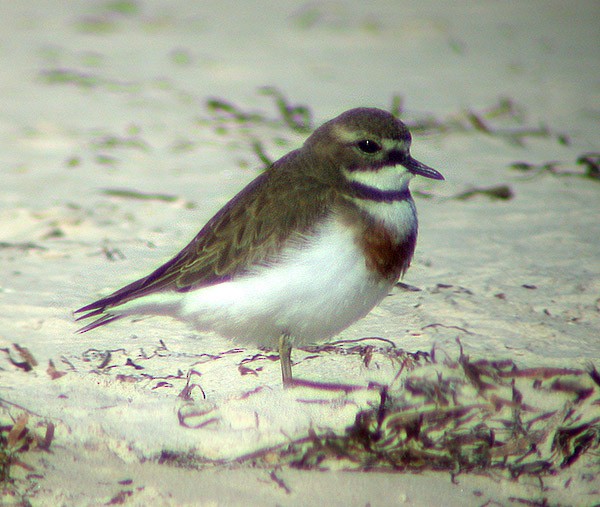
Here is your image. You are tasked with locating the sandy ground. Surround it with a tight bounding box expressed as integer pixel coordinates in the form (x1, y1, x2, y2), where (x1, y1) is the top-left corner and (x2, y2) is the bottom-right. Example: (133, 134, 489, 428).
(1, 0, 599, 505)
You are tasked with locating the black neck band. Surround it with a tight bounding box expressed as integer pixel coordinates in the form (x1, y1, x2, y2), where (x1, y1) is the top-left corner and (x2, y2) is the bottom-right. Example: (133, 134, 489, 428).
(349, 182, 411, 203)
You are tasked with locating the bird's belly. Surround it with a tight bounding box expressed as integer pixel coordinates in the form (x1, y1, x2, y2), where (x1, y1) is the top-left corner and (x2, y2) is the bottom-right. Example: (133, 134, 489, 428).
(180, 219, 394, 347)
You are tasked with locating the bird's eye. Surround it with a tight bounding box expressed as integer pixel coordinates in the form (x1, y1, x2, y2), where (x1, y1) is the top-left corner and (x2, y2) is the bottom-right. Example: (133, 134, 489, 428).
(357, 139, 382, 154)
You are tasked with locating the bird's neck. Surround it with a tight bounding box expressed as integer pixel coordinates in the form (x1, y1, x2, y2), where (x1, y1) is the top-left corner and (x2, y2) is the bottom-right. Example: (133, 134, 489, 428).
(348, 181, 412, 203)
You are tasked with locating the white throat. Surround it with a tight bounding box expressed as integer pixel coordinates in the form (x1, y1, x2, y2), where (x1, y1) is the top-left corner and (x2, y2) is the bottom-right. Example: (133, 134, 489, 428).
(343, 165, 414, 193)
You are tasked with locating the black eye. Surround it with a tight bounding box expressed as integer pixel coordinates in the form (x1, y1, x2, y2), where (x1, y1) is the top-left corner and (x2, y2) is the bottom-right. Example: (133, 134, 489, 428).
(357, 139, 382, 154)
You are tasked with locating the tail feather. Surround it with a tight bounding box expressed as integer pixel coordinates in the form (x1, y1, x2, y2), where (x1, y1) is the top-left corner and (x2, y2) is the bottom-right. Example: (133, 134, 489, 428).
(75, 312, 122, 333)
(74, 293, 120, 317)
(74, 307, 104, 321)
(74, 274, 183, 333)
(74, 289, 131, 333)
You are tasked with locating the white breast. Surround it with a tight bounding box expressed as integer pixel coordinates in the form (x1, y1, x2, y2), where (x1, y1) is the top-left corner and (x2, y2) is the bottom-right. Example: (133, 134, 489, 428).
(177, 212, 395, 347)
(352, 195, 417, 239)
(114, 199, 417, 348)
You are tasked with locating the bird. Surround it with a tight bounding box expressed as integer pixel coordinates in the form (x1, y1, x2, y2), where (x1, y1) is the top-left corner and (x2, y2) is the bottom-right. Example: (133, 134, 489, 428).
(75, 107, 444, 386)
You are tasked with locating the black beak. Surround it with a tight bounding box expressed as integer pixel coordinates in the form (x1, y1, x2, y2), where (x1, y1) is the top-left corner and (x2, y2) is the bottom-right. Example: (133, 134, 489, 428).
(403, 156, 444, 180)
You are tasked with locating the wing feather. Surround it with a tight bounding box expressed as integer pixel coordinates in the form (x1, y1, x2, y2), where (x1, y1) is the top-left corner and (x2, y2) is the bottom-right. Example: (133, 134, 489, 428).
(75, 154, 338, 323)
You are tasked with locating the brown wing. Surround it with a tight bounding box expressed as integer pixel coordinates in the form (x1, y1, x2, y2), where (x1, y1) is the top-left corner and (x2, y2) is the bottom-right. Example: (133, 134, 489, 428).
(75, 159, 338, 321)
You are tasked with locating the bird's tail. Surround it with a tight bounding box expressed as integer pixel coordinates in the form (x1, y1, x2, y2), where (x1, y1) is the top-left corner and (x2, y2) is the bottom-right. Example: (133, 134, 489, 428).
(74, 308, 122, 333)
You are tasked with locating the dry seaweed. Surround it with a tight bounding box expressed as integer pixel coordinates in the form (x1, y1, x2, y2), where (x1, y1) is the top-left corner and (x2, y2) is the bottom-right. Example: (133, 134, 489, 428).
(398, 97, 565, 146)
(451, 185, 514, 201)
(0, 411, 54, 486)
(0, 344, 38, 373)
(240, 349, 599, 478)
(511, 154, 600, 181)
(205, 88, 312, 133)
(101, 188, 187, 204)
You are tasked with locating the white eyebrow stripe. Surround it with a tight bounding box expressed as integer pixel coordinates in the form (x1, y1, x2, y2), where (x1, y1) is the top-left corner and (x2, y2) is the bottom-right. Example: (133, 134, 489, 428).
(332, 125, 411, 152)
(382, 138, 408, 150)
(332, 125, 368, 142)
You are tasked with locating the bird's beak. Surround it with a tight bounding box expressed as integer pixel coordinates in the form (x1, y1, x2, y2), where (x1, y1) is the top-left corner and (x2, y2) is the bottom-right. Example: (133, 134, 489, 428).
(403, 156, 444, 180)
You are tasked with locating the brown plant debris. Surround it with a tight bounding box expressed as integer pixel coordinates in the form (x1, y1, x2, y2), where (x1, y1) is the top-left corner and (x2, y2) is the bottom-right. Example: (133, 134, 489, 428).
(511, 153, 600, 181)
(1, 344, 38, 372)
(241, 351, 600, 478)
(451, 185, 514, 201)
(0, 411, 54, 484)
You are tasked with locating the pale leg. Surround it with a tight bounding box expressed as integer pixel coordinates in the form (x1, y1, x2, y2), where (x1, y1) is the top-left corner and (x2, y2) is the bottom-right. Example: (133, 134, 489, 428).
(279, 333, 293, 387)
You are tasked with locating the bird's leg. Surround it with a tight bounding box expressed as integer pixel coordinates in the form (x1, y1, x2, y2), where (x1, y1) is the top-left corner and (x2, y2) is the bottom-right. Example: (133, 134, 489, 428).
(279, 333, 293, 387)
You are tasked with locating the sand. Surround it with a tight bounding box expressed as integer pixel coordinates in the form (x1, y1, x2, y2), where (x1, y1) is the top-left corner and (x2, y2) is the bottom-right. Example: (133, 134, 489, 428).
(1, 1, 599, 505)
